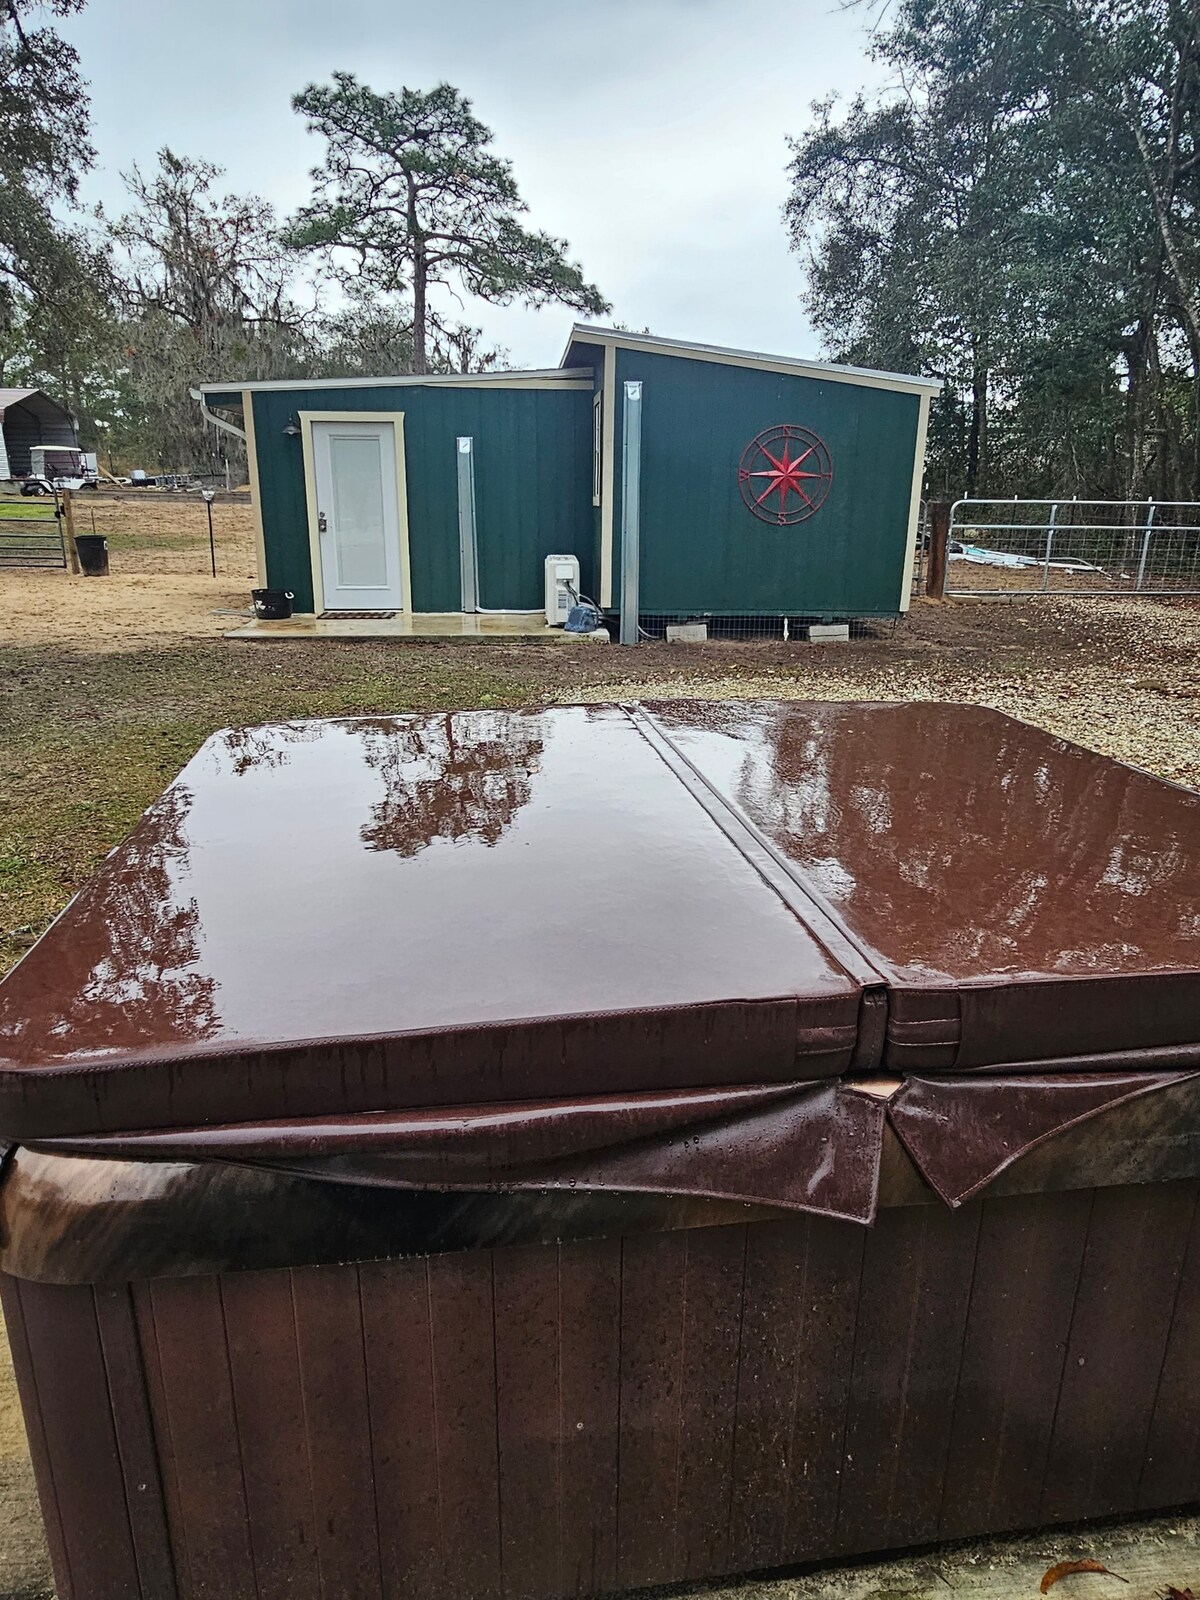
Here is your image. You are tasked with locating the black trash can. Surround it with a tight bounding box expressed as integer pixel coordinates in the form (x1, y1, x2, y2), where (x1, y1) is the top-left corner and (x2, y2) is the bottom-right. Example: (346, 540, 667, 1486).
(251, 587, 294, 620)
(74, 534, 108, 577)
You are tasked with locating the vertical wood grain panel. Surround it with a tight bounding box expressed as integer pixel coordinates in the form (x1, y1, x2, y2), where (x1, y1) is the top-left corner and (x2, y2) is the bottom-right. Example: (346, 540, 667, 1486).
(133, 1283, 191, 1597)
(1139, 1182, 1200, 1509)
(1041, 1181, 1199, 1523)
(939, 1189, 1093, 1539)
(12, 1183, 1200, 1600)
(360, 1257, 443, 1598)
(673, 1225, 747, 1581)
(782, 1212, 866, 1558)
(726, 1218, 812, 1570)
(221, 1269, 320, 1600)
(14, 1281, 143, 1596)
(427, 1250, 502, 1599)
(290, 1264, 383, 1600)
(836, 1204, 980, 1553)
(493, 1242, 562, 1600)
(1, 1276, 75, 1599)
(615, 1231, 688, 1589)
(94, 1284, 179, 1599)
(558, 1236, 621, 1599)
(146, 1275, 257, 1597)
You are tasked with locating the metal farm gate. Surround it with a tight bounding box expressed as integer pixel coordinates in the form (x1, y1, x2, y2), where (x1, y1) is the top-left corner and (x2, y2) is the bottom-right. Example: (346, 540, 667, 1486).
(0, 506, 65, 569)
(946, 499, 1200, 597)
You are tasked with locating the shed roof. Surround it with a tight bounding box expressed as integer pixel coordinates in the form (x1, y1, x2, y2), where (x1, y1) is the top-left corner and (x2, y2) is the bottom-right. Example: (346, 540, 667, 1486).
(562, 323, 943, 397)
(0, 388, 73, 420)
(191, 324, 942, 400)
(190, 368, 592, 397)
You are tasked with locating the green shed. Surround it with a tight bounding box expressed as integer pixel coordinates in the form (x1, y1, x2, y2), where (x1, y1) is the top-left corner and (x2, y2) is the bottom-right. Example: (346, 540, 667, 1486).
(193, 326, 937, 631)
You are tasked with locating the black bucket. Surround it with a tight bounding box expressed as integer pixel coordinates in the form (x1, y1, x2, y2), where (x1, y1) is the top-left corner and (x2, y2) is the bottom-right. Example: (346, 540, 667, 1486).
(251, 588, 295, 620)
(75, 534, 109, 577)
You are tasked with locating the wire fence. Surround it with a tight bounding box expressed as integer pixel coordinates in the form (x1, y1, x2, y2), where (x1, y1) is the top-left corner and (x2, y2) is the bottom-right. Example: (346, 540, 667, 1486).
(60, 490, 257, 578)
(946, 499, 1200, 596)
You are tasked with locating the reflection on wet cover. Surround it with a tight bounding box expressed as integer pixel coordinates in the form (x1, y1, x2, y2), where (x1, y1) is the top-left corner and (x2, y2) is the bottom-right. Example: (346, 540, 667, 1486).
(0, 706, 844, 1088)
(212, 722, 324, 776)
(648, 699, 1200, 980)
(0, 784, 218, 1055)
(349, 713, 544, 857)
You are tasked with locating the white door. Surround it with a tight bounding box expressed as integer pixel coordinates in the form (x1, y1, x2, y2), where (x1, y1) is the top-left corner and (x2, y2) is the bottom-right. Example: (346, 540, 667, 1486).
(312, 420, 404, 611)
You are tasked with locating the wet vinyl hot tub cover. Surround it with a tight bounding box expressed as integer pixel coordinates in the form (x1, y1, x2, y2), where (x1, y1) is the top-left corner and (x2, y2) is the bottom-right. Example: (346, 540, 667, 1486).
(1, 700, 1199, 1231)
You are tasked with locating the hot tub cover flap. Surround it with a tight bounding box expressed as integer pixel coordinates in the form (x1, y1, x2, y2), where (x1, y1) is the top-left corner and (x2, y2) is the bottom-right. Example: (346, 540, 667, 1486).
(11, 1072, 1200, 1281)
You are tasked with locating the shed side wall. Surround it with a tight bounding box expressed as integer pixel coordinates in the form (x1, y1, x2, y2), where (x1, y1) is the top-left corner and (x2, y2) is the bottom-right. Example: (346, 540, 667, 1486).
(610, 349, 921, 617)
(249, 386, 593, 613)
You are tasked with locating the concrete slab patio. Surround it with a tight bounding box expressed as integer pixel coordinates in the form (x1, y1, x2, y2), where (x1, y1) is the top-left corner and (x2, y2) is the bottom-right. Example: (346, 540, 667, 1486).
(225, 609, 590, 641)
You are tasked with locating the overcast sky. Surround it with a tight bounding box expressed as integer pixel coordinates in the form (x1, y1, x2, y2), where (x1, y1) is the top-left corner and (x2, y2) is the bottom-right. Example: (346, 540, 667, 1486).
(59, 0, 888, 370)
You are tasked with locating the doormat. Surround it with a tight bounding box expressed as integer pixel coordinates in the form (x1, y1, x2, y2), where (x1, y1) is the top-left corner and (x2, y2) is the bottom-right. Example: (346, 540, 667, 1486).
(319, 610, 398, 620)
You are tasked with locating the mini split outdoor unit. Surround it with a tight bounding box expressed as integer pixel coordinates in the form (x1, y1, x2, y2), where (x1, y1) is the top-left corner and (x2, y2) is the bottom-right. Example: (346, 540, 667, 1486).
(544, 554, 580, 626)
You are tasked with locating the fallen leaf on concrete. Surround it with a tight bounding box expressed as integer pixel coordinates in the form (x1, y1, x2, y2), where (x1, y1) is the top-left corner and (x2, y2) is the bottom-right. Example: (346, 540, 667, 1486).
(1041, 1561, 1130, 1592)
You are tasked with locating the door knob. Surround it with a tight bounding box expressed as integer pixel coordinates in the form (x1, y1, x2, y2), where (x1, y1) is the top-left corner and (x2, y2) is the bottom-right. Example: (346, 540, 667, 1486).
(317, 511, 328, 534)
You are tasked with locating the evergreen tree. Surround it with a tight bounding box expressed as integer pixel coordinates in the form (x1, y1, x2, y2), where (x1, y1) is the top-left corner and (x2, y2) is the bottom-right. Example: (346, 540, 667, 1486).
(787, 0, 1200, 498)
(286, 75, 608, 373)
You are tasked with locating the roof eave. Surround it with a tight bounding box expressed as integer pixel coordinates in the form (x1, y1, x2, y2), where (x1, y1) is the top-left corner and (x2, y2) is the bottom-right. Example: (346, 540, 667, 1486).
(192, 368, 592, 396)
(561, 323, 943, 396)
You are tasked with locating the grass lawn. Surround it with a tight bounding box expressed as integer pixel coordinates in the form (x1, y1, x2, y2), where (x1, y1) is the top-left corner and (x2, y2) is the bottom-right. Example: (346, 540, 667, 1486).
(0, 500, 57, 519)
(0, 640, 565, 970)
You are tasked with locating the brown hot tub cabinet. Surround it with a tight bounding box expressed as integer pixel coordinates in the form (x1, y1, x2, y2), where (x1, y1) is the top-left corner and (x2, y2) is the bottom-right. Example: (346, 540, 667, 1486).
(1, 702, 1199, 1600)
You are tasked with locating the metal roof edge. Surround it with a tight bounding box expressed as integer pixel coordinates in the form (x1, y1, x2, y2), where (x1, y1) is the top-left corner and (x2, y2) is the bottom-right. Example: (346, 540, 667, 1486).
(561, 324, 943, 395)
(193, 369, 593, 395)
(0, 386, 75, 418)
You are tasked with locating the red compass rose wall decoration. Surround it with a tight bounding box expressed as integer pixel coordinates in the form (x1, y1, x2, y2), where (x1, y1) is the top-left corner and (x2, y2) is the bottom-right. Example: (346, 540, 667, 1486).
(738, 424, 833, 525)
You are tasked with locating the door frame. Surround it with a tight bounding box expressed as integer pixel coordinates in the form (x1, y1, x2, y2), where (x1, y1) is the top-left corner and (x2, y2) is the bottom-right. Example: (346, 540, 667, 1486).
(299, 411, 412, 614)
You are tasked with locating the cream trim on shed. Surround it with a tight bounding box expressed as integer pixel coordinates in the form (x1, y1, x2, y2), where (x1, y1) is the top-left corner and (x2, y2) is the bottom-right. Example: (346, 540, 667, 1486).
(241, 390, 268, 586)
(196, 370, 592, 396)
(899, 389, 933, 612)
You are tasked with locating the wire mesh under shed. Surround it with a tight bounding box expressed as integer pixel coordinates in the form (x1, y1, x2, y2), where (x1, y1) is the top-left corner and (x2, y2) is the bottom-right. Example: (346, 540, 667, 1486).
(634, 613, 893, 641)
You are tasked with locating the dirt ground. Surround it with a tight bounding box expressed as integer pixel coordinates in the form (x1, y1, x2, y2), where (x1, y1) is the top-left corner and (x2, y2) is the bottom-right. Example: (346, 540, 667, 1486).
(0, 493, 257, 649)
(1, 541, 1200, 1597)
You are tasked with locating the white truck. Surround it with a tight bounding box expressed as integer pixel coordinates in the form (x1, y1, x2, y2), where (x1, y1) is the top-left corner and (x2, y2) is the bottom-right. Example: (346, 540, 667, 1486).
(21, 446, 99, 495)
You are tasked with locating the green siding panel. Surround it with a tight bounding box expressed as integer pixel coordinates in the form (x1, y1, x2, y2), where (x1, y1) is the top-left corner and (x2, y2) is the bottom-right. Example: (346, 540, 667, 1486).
(249, 385, 594, 614)
(610, 349, 920, 617)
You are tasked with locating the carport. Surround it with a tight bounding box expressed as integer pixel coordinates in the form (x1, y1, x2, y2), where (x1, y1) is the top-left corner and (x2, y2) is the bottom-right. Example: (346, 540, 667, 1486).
(0, 389, 78, 480)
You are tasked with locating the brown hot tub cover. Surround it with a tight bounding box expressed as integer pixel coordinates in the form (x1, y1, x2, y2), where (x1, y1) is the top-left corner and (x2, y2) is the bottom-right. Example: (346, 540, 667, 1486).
(644, 699, 1200, 1073)
(1, 701, 1199, 1229)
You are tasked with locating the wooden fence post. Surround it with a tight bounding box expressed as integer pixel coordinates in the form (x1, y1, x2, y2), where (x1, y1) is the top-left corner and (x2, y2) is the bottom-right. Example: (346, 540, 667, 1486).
(926, 500, 950, 598)
(61, 490, 80, 575)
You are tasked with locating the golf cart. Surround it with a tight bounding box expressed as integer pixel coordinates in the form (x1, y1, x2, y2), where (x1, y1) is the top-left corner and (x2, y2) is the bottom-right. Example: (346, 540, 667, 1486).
(21, 446, 99, 496)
